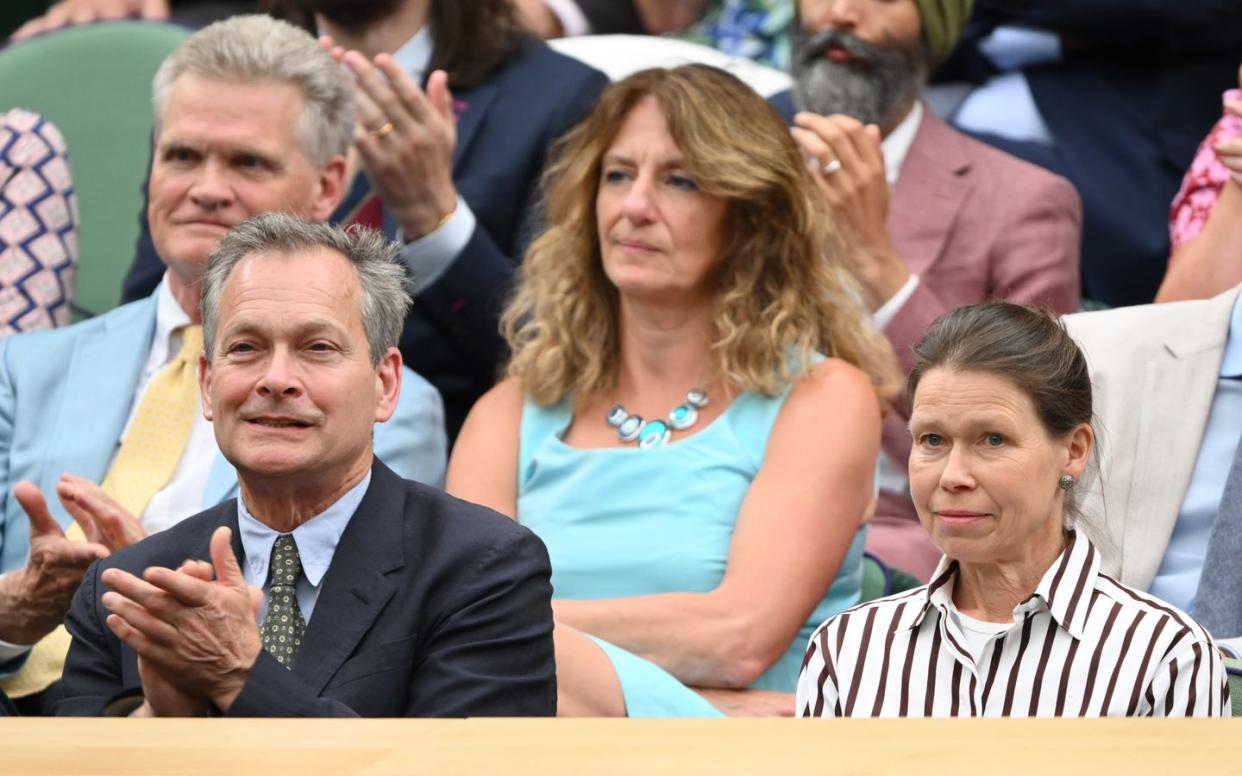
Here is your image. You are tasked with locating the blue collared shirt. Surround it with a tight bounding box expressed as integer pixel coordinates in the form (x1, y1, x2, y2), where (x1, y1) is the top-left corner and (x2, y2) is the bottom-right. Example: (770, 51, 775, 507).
(1150, 294, 1242, 612)
(237, 471, 371, 624)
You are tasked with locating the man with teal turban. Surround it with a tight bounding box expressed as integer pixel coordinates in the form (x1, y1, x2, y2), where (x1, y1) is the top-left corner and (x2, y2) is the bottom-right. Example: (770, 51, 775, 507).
(773, 0, 1083, 580)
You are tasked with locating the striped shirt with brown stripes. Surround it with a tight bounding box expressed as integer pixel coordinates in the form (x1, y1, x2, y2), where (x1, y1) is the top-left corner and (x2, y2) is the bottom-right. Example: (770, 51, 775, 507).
(796, 532, 1230, 717)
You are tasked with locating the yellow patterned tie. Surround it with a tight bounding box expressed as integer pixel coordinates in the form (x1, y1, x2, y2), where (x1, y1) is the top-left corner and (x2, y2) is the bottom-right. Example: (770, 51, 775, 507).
(101, 323, 204, 518)
(0, 325, 204, 700)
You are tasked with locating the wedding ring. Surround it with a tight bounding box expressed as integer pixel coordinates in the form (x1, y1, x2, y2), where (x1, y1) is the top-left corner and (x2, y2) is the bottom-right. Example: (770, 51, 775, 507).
(369, 121, 395, 139)
(822, 158, 842, 175)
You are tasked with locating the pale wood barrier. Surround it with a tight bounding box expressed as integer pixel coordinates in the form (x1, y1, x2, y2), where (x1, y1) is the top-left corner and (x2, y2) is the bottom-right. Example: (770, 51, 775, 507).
(0, 717, 1237, 775)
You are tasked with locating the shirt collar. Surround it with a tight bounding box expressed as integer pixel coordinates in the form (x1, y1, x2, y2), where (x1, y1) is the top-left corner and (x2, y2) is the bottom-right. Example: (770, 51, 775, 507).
(237, 471, 372, 588)
(1219, 290, 1242, 378)
(151, 274, 194, 366)
(907, 531, 1101, 641)
(881, 101, 923, 186)
(390, 25, 434, 84)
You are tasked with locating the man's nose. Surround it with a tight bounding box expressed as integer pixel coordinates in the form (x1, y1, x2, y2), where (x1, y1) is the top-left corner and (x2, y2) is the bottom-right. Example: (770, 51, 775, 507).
(255, 347, 303, 398)
(188, 160, 235, 210)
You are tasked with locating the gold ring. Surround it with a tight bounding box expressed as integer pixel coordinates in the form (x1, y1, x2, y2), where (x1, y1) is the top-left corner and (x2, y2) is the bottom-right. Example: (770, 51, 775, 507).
(369, 121, 394, 139)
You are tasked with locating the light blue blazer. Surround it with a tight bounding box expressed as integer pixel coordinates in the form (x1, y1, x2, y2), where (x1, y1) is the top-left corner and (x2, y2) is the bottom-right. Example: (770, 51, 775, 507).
(0, 294, 448, 574)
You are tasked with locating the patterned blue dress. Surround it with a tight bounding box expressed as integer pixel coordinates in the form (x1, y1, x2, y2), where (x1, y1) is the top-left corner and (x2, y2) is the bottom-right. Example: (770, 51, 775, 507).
(518, 385, 866, 717)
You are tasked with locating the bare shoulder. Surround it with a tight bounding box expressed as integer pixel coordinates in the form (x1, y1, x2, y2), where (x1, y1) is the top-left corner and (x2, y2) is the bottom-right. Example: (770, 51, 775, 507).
(783, 358, 881, 421)
(446, 377, 526, 515)
(463, 376, 526, 429)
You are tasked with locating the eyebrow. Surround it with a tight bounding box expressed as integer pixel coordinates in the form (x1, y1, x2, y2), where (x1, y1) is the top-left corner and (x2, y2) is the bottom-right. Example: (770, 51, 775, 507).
(222, 317, 349, 341)
(602, 152, 688, 170)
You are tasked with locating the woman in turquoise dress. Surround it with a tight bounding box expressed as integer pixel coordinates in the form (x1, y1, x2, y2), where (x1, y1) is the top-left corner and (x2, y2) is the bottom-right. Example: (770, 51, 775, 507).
(448, 64, 899, 716)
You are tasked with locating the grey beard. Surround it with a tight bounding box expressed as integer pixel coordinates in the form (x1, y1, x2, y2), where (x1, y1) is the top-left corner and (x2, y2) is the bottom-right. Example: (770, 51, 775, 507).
(790, 29, 928, 129)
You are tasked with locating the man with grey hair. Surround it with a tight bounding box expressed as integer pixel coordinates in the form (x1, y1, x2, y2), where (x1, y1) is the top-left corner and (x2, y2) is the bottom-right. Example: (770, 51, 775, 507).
(0, 15, 446, 709)
(58, 214, 556, 717)
(770, 0, 1082, 580)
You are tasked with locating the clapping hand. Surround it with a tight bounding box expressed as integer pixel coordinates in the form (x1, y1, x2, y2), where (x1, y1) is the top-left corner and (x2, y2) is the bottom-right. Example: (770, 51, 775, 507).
(322, 36, 459, 242)
(102, 527, 263, 713)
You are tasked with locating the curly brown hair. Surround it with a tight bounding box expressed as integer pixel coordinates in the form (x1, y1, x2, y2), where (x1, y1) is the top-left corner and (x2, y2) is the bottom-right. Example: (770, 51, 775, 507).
(501, 64, 901, 409)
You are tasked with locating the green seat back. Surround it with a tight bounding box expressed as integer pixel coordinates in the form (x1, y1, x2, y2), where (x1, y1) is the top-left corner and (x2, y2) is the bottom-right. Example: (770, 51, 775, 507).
(0, 21, 190, 317)
(1225, 657, 1241, 717)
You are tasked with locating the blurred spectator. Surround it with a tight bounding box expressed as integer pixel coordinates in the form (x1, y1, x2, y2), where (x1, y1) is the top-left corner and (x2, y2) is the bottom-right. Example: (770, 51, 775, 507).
(1067, 284, 1242, 655)
(0, 109, 76, 336)
(1157, 65, 1242, 303)
(124, 0, 608, 438)
(9, 0, 252, 40)
(936, 0, 1242, 307)
(775, 0, 1081, 578)
(518, 0, 794, 68)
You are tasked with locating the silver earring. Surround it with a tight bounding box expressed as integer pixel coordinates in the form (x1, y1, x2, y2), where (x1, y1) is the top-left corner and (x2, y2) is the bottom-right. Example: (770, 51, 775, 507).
(1058, 474, 1076, 491)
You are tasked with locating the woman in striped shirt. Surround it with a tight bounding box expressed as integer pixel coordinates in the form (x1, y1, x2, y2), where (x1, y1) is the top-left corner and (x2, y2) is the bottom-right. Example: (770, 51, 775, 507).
(797, 302, 1230, 717)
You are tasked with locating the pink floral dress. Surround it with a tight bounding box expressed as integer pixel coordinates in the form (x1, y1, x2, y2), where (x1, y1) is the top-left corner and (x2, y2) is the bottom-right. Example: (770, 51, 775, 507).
(1169, 89, 1242, 251)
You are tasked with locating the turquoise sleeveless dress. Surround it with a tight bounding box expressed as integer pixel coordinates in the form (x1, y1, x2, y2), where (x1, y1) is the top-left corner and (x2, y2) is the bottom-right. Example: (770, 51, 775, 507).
(517, 386, 866, 717)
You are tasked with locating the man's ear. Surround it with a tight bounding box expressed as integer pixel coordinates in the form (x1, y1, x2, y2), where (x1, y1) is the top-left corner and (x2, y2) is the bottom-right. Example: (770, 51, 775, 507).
(310, 154, 349, 222)
(373, 347, 403, 424)
(198, 353, 214, 421)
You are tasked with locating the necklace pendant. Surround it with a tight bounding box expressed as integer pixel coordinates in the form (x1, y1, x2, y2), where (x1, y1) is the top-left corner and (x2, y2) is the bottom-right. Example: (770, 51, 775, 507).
(605, 404, 628, 427)
(668, 403, 699, 431)
(616, 415, 644, 442)
(637, 419, 671, 449)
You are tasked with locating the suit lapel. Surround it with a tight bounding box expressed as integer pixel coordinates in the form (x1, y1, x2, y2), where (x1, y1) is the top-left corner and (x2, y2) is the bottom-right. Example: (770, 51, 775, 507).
(450, 79, 499, 175)
(1122, 296, 1235, 587)
(293, 460, 406, 693)
(888, 109, 972, 277)
(48, 300, 156, 492)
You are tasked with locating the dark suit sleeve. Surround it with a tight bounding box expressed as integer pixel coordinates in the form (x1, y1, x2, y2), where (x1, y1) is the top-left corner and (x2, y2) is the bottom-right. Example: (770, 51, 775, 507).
(401, 526, 556, 717)
(57, 561, 132, 716)
(227, 522, 556, 718)
(411, 66, 608, 385)
(975, 0, 1242, 45)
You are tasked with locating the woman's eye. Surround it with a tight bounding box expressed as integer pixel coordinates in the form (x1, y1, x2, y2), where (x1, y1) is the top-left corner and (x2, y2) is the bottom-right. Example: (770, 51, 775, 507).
(667, 174, 699, 191)
(921, 433, 944, 447)
(602, 168, 629, 184)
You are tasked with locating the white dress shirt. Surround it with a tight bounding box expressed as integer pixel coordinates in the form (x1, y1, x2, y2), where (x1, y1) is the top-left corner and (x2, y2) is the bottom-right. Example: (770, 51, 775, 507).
(871, 101, 924, 330)
(119, 277, 217, 535)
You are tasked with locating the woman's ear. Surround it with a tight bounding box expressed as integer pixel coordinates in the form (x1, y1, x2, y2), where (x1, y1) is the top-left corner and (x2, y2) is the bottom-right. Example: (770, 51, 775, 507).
(1063, 422, 1094, 481)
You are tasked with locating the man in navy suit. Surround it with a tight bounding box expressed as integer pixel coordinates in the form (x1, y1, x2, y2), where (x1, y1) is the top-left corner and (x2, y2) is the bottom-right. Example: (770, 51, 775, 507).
(123, 0, 608, 437)
(59, 213, 556, 717)
(937, 0, 1242, 306)
(0, 15, 447, 709)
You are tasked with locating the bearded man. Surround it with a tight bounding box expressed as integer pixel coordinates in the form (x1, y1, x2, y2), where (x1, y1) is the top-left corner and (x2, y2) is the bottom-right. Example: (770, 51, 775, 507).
(772, 0, 1083, 579)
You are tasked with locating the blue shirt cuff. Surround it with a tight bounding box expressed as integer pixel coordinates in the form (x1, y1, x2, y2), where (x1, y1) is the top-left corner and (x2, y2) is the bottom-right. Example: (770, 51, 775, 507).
(398, 197, 477, 295)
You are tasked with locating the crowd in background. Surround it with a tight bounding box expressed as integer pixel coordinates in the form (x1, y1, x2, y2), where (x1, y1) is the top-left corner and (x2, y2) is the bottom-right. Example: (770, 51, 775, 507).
(0, 0, 1238, 720)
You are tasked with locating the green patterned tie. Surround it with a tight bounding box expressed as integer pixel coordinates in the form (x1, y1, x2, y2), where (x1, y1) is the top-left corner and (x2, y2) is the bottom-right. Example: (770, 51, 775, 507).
(260, 535, 306, 669)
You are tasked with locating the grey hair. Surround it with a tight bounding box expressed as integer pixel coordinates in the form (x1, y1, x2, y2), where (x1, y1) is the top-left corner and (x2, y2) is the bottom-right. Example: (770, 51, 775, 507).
(202, 213, 412, 366)
(151, 15, 354, 167)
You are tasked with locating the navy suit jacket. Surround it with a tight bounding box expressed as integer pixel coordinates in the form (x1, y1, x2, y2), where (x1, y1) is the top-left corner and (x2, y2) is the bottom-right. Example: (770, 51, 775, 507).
(939, 0, 1242, 306)
(123, 37, 607, 436)
(57, 459, 557, 717)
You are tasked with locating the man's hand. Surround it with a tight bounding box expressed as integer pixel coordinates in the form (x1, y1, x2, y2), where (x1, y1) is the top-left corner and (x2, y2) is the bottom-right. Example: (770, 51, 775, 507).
(56, 474, 145, 552)
(325, 39, 459, 242)
(694, 688, 796, 717)
(1215, 87, 1242, 184)
(130, 560, 216, 718)
(10, 0, 168, 41)
(0, 482, 109, 645)
(792, 112, 910, 311)
(102, 527, 262, 713)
